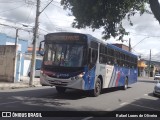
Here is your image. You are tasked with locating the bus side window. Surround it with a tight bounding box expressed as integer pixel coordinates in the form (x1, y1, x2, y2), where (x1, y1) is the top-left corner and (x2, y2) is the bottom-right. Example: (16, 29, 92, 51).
(91, 49, 98, 64)
(88, 48, 91, 64)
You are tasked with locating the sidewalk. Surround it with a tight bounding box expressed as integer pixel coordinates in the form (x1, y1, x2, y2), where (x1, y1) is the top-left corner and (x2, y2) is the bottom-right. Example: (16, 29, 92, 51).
(138, 76, 154, 81)
(0, 77, 41, 90)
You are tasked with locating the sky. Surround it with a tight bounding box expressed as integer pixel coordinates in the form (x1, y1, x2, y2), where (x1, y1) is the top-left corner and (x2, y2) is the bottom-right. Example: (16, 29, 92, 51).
(0, 0, 160, 61)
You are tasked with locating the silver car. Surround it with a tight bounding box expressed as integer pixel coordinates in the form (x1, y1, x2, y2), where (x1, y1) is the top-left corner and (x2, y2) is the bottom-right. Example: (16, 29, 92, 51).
(153, 80, 160, 97)
(154, 74, 160, 80)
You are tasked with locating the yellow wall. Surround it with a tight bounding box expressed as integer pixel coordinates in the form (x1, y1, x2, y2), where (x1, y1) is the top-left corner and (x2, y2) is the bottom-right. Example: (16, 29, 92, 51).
(138, 60, 147, 68)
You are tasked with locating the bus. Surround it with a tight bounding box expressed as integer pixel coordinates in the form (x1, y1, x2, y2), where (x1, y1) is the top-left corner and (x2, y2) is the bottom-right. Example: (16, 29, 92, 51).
(39, 32, 138, 97)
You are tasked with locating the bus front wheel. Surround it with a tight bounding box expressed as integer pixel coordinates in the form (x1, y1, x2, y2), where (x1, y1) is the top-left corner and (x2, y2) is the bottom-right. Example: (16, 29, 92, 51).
(92, 78, 102, 97)
(56, 86, 66, 94)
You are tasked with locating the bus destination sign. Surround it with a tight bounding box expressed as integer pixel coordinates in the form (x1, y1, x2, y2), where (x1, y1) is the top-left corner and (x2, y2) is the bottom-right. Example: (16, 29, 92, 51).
(46, 35, 80, 41)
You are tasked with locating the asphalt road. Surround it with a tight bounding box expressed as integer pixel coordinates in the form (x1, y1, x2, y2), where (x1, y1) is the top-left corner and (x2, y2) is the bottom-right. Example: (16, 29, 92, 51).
(0, 79, 160, 120)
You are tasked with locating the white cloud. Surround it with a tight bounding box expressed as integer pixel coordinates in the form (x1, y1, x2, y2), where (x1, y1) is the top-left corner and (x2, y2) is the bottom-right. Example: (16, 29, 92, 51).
(0, 0, 160, 61)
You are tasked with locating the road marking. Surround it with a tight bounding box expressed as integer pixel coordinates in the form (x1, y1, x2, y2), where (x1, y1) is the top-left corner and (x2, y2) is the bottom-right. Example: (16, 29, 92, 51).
(0, 101, 20, 105)
(130, 103, 160, 111)
(144, 94, 148, 96)
(120, 102, 128, 106)
(81, 117, 93, 120)
(106, 108, 111, 111)
(134, 98, 140, 100)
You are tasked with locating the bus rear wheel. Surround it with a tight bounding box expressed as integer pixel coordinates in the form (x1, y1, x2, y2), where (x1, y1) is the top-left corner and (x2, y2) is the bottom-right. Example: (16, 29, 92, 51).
(92, 78, 102, 97)
(123, 78, 128, 90)
(56, 86, 66, 94)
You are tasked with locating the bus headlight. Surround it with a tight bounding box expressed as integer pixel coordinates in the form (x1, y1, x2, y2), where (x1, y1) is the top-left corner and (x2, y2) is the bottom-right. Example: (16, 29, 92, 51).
(77, 72, 85, 78)
(71, 72, 85, 80)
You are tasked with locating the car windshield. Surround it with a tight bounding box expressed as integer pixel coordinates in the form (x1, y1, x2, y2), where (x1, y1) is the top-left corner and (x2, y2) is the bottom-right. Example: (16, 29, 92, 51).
(44, 43, 85, 67)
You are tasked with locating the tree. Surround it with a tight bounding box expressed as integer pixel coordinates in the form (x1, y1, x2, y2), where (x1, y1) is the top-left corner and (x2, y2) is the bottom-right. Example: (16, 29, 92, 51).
(149, 0, 160, 24)
(61, 0, 160, 40)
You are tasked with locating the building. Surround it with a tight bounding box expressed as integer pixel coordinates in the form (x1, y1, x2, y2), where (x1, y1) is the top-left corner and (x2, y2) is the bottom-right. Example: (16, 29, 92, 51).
(138, 59, 147, 77)
(0, 33, 28, 82)
(112, 43, 130, 52)
(112, 43, 160, 77)
(23, 47, 43, 77)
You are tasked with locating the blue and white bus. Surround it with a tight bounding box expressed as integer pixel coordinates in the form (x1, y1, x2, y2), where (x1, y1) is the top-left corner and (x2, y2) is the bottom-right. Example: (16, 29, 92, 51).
(39, 32, 138, 97)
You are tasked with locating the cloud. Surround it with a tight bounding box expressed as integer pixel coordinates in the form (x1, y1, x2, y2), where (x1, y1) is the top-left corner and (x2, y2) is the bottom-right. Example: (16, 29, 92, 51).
(0, 0, 160, 61)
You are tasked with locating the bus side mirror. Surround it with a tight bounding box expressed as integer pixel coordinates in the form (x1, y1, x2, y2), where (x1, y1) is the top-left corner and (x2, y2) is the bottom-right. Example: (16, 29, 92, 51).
(39, 40, 44, 56)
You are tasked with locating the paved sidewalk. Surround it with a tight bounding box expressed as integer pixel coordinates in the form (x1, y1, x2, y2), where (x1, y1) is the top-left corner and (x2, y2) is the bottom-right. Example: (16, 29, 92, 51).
(0, 77, 41, 90)
(138, 76, 154, 81)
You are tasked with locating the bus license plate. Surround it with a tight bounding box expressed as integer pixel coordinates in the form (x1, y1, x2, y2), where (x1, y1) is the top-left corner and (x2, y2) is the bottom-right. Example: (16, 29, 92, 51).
(54, 81, 62, 84)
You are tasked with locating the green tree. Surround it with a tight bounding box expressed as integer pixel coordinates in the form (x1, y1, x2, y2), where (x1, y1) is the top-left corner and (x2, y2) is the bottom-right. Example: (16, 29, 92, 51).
(61, 0, 160, 40)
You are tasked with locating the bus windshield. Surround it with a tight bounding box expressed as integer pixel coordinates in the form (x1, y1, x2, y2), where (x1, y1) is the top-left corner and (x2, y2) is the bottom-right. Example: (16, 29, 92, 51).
(44, 43, 85, 67)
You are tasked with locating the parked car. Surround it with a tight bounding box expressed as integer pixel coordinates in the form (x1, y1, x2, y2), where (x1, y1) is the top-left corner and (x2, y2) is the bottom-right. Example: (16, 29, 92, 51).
(154, 74, 160, 80)
(153, 80, 160, 97)
(28, 59, 42, 78)
(28, 68, 40, 78)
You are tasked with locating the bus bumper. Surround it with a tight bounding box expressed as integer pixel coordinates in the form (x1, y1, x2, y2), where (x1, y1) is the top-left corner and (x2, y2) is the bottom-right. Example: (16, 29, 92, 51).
(40, 74, 85, 90)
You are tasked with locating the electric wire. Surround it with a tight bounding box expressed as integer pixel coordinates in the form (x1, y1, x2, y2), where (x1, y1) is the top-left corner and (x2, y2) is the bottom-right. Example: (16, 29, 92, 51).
(0, 4, 27, 14)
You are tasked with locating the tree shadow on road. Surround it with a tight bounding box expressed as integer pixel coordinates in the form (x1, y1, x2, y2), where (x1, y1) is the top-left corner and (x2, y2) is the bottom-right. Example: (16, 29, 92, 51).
(1, 87, 160, 119)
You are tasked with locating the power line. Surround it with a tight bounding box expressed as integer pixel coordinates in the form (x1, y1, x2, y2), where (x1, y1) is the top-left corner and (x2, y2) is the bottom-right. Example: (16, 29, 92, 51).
(23, 4, 34, 24)
(44, 12, 61, 29)
(51, 2, 63, 9)
(0, 4, 27, 14)
(132, 37, 150, 49)
(0, 16, 49, 35)
(0, 1, 24, 3)
(40, 0, 53, 14)
(129, 32, 160, 38)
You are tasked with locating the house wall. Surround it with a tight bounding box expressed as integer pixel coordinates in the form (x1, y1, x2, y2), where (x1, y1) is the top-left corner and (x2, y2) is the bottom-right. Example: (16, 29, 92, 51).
(0, 45, 16, 82)
(0, 33, 28, 82)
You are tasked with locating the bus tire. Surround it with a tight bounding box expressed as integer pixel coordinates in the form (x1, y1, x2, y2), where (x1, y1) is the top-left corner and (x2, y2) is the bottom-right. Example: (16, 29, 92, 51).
(56, 86, 66, 94)
(92, 78, 102, 97)
(123, 77, 128, 90)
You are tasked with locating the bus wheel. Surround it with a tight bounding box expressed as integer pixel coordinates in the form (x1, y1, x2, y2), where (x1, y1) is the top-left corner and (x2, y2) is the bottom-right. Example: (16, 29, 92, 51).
(56, 86, 66, 94)
(92, 78, 102, 97)
(123, 78, 128, 90)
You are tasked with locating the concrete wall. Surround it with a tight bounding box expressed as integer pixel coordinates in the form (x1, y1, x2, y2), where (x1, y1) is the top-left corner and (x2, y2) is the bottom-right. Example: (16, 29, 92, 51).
(0, 33, 28, 80)
(0, 45, 16, 82)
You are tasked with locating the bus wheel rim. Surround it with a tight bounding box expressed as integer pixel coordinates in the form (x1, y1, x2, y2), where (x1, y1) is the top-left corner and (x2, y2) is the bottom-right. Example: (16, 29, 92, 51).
(95, 81, 100, 93)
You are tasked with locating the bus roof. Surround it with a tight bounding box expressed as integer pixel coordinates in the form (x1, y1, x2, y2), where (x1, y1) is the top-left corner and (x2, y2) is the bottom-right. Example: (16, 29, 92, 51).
(85, 34, 137, 58)
(46, 32, 137, 58)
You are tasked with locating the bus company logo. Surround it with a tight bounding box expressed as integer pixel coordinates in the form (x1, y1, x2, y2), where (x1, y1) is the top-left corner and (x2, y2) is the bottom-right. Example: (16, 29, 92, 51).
(2, 112, 11, 117)
(57, 74, 69, 78)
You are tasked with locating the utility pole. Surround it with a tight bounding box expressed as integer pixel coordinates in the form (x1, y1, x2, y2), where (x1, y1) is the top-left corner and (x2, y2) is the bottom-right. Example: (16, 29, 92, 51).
(13, 29, 19, 82)
(129, 38, 131, 52)
(29, 0, 53, 86)
(0, 23, 31, 82)
(29, 0, 40, 86)
(148, 49, 151, 77)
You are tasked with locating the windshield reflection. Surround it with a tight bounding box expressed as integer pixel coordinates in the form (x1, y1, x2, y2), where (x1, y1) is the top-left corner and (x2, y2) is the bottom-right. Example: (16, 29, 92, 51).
(44, 43, 84, 67)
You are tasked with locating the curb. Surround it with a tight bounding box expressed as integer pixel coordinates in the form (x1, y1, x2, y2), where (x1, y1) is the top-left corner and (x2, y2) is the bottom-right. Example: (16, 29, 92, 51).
(0, 83, 42, 90)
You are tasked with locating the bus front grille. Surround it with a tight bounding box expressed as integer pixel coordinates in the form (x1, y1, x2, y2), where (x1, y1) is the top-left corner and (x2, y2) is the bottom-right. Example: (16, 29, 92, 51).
(48, 80, 68, 86)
